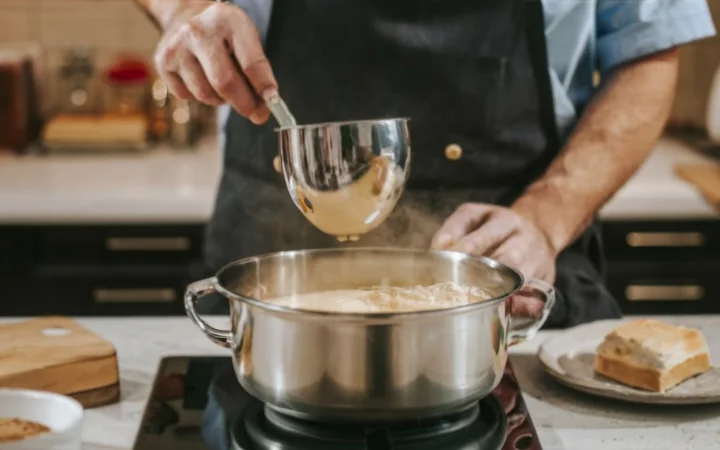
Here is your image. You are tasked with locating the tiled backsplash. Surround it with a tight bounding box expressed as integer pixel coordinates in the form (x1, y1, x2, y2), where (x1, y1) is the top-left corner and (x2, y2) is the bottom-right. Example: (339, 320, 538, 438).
(0, 0, 159, 52)
(0, 0, 160, 112)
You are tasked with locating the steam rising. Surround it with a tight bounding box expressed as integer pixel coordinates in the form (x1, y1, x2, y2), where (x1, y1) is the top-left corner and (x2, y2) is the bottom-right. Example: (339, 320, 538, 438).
(339, 191, 455, 249)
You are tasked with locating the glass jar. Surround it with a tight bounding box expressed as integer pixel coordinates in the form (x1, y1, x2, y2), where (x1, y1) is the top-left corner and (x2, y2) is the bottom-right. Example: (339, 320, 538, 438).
(57, 47, 98, 114)
(104, 56, 151, 114)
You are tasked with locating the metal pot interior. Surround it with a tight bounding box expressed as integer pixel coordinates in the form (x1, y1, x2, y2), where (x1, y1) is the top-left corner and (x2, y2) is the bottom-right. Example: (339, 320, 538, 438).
(215, 247, 523, 316)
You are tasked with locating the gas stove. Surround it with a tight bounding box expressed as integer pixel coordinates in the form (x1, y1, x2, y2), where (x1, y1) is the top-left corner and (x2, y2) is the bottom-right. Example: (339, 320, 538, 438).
(133, 356, 543, 450)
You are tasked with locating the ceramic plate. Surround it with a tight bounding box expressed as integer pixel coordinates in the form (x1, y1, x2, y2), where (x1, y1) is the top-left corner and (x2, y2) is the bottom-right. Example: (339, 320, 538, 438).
(537, 319, 720, 405)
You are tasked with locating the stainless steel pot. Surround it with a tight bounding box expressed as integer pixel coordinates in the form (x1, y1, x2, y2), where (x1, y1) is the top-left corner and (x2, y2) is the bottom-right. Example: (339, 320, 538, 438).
(185, 248, 554, 422)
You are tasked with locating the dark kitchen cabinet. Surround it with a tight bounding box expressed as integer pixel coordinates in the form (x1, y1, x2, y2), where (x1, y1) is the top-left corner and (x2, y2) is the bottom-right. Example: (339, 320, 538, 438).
(0, 226, 34, 272)
(601, 218, 720, 315)
(33, 225, 204, 265)
(2, 218, 718, 317)
(0, 224, 209, 316)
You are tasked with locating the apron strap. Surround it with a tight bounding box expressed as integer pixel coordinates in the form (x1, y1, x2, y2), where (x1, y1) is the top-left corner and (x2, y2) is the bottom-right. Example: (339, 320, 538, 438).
(523, 0, 561, 160)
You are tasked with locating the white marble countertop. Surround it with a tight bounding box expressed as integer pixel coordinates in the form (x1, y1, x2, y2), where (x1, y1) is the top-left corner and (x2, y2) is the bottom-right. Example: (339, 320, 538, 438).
(600, 138, 718, 220)
(0, 137, 223, 224)
(6, 315, 718, 450)
(0, 136, 716, 224)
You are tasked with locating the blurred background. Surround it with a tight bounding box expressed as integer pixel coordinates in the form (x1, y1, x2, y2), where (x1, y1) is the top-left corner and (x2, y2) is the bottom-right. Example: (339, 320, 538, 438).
(0, 0, 719, 318)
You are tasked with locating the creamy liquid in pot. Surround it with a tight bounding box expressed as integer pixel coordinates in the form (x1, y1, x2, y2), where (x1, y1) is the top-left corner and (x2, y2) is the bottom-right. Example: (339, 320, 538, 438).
(266, 282, 493, 313)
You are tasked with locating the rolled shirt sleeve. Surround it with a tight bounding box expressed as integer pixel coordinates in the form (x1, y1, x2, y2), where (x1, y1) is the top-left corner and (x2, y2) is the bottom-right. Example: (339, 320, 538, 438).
(596, 0, 717, 73)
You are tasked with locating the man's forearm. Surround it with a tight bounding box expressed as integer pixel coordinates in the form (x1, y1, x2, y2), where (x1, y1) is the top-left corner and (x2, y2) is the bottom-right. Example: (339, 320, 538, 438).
(136, 0, 198, 29)
(512, 49, 680, 255)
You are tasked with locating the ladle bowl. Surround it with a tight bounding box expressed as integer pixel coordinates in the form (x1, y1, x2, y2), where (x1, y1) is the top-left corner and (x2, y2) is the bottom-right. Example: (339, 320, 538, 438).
(266, 93, 411, 240)
(277, 118, 411, 240)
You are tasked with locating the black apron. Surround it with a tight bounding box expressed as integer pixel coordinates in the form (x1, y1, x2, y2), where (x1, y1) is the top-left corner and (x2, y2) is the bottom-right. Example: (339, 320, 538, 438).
(204, 0, 622, 327)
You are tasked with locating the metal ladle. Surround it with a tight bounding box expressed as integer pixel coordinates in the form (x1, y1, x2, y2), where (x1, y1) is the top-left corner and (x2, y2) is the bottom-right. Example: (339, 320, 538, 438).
(266, 94, 411, 241)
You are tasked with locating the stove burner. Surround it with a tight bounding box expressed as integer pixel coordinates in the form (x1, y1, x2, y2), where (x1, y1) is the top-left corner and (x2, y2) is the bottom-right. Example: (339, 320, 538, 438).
(232, 396, 507, 450)
(133, 357, 544, 450)
(265, 404, 480, 441)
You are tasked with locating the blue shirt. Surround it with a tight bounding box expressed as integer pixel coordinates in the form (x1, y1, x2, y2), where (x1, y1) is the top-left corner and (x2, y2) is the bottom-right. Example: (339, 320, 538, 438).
(545, 0, 716, 138)
(231, 0, 717, 139)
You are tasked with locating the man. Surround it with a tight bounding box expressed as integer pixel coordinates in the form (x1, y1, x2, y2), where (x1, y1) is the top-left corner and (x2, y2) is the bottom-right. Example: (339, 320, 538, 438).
(138, 0, 715, 327)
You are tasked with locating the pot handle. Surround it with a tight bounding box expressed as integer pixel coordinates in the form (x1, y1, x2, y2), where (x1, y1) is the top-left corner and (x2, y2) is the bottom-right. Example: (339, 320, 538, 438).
(507, 278, 556, 346)
(184, 277, 232, 348)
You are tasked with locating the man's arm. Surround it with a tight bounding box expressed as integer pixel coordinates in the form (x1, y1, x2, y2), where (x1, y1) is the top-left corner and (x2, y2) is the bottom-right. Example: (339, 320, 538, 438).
(514, 0, 717, 254)
(135, 0, 190, 29)
(136, 0, 274, 41)
(431, 49, 682, 283)
(511, 49, 680, 255)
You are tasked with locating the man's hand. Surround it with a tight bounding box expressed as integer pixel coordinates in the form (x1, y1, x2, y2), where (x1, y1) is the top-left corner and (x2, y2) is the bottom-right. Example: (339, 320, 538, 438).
(152, 1, 277, 124)
(430, 203, 557, 283)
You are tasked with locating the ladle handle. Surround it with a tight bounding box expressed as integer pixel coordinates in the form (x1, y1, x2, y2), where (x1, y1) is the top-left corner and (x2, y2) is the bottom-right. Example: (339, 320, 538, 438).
(266, 94, 297, 128)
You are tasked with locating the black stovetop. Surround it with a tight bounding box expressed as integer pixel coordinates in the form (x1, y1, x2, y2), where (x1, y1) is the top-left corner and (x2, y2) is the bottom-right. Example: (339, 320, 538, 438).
(132, 356, 542, 450)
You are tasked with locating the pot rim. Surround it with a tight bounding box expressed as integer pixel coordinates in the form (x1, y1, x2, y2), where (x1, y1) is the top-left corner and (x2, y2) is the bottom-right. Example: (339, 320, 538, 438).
(274, 117, 410, 132)
(213, 247, 525, 320)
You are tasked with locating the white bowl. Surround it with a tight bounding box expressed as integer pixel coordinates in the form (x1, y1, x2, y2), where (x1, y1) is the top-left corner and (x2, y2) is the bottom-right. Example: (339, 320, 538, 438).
(0, 389, 83, 450)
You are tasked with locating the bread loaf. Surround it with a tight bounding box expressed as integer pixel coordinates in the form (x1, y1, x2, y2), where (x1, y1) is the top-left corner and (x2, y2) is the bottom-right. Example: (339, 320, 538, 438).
(594, 319, 711, 392)
(43, 113, 148, 146)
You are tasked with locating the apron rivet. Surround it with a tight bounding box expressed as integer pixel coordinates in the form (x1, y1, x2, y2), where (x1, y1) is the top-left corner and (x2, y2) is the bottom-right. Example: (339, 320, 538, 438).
(445, 144, 463, 161)
(273, 155, 282, 173)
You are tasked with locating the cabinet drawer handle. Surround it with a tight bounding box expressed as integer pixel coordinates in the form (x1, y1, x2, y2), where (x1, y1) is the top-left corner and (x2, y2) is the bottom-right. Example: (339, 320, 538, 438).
(93, 288, 177, 303)
(625, 285, 704, 302)
(625, 232, 705, 248)
(106, 237, 190, 251)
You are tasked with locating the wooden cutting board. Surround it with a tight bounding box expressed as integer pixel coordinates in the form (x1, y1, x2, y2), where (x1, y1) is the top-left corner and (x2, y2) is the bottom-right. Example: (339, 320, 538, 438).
(0, 317, 120, 408)
(675, 164, 720, 209)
